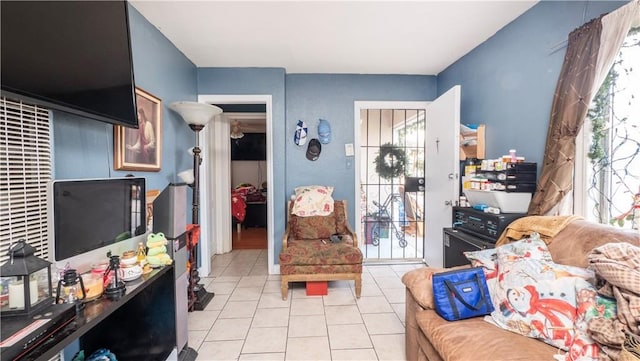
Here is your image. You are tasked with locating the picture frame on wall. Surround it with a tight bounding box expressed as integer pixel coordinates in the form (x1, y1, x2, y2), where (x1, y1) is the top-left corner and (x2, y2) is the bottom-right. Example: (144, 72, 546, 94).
(114, 87, 162, 171)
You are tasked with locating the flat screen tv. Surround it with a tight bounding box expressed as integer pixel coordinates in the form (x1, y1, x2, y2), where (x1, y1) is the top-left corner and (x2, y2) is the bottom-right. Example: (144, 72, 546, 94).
(1, 1, 138, 128)
(48, 178, 146, 270)
(231, 133, 267, 161)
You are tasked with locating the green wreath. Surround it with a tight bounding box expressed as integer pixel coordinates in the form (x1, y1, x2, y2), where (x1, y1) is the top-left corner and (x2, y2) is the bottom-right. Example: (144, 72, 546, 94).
(374, 143, 406, 180)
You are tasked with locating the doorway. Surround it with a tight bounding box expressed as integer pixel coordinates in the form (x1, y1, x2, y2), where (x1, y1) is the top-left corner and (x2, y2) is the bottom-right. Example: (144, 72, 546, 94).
(228, 113, 268, 250)
(354, 89, 460, 267)
(198, 95, 274, 277)
(355, 102, 428, 262)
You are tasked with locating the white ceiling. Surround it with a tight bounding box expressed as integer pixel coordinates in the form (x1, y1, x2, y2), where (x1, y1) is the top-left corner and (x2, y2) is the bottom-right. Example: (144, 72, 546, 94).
(130, 1, 538, 75)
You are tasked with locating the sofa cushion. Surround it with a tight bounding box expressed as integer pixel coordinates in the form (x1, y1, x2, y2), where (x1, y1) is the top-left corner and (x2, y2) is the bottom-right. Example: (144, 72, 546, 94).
(279, 237, 362, 266)
(416, 310, 558, 360)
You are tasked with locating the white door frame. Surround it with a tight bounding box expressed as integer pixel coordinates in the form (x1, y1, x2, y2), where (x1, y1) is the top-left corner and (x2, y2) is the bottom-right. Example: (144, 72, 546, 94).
(353, 101, 429, 249)
(198, 94, 274, 276)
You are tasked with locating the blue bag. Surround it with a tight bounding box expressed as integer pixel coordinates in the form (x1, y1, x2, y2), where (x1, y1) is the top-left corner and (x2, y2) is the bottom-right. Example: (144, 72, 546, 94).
(432, 267, 494, 321)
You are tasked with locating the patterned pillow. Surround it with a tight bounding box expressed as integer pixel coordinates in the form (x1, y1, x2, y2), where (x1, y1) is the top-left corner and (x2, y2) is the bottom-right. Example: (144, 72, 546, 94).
(465, 233, 551, 286)
(559, 282, 616, 361)
(290, 213, 336, 240)
(292, 185, 334, 216)
(489, 254, 595, 351)
(494, 233, 553, 264)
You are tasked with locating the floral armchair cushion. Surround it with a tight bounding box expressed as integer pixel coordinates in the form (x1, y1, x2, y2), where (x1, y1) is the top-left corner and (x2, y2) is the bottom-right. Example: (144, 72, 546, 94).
(290, 214, 337, 240)
(289, 201, 349, 240)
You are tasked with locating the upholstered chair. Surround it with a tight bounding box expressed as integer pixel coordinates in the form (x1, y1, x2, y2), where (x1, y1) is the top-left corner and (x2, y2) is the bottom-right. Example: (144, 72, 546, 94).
(279, 200, 363, 300)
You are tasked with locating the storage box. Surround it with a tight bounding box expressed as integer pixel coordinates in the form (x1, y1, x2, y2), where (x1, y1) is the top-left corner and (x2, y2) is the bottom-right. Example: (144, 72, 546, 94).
(464, 189, 532, 213)
(306, 281, 328, 296)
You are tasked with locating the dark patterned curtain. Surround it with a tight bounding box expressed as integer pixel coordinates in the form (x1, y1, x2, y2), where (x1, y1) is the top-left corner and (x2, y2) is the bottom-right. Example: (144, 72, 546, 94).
(528, 18, 602, 215)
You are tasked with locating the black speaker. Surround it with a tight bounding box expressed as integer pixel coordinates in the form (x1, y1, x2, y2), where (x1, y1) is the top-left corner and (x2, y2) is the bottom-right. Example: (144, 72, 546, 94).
(405, 177, 425, 192)
(153, 183, 187, 239)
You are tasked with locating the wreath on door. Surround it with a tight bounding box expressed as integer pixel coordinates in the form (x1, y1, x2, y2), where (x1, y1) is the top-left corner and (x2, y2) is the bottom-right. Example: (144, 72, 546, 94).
(374, 143, 406, 180)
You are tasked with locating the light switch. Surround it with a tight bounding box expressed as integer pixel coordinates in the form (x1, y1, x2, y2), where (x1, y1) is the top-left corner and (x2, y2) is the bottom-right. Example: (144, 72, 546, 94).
(345, 143, 354, 156)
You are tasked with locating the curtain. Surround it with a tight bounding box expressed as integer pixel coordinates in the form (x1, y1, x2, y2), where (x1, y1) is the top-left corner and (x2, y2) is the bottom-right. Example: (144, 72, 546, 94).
(528, 0, 640, 215)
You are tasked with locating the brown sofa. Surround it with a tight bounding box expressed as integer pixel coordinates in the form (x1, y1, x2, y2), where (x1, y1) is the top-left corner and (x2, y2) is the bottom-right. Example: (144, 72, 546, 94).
(402, 219, 639, 361)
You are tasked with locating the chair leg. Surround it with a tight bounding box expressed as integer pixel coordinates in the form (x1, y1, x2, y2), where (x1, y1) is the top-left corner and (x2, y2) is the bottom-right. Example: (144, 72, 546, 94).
(355, 275, 362, 299)
(281, 278, 289, 300)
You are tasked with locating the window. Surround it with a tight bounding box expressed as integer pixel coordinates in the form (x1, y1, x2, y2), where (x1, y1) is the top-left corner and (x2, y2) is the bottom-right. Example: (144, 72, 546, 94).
(576, 28, 640, 229)
(0, 97, 52, 263)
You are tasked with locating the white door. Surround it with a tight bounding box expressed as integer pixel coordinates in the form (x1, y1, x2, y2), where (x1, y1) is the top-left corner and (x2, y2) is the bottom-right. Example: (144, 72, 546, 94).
(424, 85, 461, 268)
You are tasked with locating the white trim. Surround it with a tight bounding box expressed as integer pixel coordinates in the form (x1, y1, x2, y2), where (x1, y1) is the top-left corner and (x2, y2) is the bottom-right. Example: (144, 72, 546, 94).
(353, 101, 429, 248)
(198, 94, 275, 275)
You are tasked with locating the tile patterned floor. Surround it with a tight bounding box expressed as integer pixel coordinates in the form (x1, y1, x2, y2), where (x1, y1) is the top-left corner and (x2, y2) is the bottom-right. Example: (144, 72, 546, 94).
(187, 249, 423, 361)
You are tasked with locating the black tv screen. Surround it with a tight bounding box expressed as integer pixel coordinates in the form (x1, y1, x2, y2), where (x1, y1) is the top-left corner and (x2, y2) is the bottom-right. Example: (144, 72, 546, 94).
(1, 1, 138, 128)
(231, 133, 267, 161)
(51, 178, 146, 263)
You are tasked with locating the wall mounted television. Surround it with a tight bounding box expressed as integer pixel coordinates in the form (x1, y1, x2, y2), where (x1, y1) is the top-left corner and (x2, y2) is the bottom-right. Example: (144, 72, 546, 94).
(0, 1, 139, 128)
(48, 178, 147, 271)
(231, 133, 267, 161)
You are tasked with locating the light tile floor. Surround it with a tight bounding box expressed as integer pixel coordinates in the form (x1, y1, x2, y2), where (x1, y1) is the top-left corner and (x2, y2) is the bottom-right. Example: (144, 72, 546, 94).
(187, 249, 423, 361)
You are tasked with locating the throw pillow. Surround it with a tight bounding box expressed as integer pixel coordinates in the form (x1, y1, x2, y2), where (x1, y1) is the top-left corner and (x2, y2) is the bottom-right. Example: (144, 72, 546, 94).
(290, 213, 336, 240)
(489, 255, 595, 351)
(464, 233, 552, 289)
(292, 185, 334, 216)
(494, 232, 553, 265)
(558, 281, 616, 361)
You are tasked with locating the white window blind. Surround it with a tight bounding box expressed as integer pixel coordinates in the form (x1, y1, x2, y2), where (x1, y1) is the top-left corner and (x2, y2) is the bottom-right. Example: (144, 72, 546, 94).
(0, 97, 52, 263)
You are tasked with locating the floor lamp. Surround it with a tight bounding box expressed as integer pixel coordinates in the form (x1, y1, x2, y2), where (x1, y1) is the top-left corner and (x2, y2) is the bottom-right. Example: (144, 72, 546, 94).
(170, 101, 222, 311)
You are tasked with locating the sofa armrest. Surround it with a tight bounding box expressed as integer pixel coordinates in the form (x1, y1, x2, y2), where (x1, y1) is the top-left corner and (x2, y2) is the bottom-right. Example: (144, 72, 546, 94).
(401, 264, 470, 309)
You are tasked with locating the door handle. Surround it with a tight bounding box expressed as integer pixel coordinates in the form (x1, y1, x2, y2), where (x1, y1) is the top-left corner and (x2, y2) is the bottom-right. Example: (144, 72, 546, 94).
(445, 200, 452, 206)
(448, 173, 458, 180)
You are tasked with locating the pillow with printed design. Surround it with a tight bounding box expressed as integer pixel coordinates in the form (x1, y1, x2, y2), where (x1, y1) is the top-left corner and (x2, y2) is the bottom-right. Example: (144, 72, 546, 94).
(556, 281, 616, 361)
(291, 185, 334, 217)
(464, 233, 552, 292)
(489, 250, 596, 351)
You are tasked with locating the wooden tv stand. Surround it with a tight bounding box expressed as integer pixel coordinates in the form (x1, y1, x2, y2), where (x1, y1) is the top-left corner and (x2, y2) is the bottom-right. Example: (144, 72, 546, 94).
(22, 265, 176, 360)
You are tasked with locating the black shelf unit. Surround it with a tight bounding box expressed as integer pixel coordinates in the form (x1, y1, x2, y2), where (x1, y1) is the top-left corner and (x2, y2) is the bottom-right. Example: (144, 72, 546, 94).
(17, 266, 176, 361)
(476, 162, 537, 193)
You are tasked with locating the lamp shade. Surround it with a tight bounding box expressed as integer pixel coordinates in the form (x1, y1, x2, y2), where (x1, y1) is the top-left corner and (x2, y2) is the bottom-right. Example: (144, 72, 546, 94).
(169, 101, 223, 126)
(178, 169, 195, 185)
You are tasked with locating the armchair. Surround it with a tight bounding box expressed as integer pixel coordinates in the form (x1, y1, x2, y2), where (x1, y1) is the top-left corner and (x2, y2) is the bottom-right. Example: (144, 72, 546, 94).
(279, 200, 363, 300)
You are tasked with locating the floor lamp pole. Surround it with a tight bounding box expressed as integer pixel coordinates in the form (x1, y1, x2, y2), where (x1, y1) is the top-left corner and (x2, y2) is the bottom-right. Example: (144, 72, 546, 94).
(190, 124, 214, 311)
(169, 100, 222, 313)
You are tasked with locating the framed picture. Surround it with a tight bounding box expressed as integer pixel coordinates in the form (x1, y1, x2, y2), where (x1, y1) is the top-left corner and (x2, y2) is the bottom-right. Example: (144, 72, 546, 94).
(114, 87, 162, 171)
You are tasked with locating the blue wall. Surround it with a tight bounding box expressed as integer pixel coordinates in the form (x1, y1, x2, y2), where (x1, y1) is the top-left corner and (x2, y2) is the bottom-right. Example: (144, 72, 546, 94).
(437, 1, 626, 167)
(195, 71, 434, 257)
(285, 74, 436, 226)
(53, 4, 197, 192)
